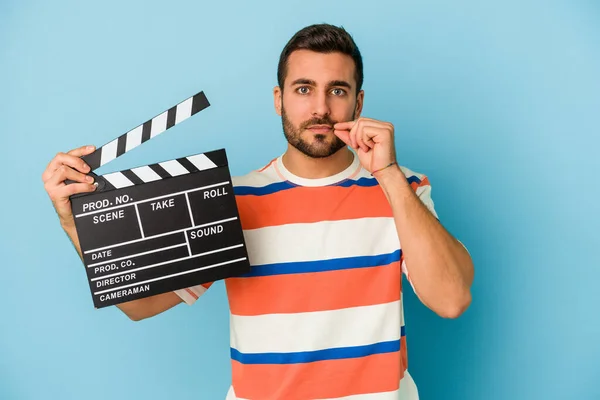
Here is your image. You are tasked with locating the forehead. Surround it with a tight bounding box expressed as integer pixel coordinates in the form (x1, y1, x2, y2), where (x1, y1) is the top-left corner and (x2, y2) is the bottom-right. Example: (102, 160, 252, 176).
(285, 50, 356, 87)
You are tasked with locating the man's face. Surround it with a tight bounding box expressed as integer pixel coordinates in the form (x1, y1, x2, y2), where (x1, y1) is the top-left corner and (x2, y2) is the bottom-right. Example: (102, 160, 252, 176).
(275, 50, 364, 158)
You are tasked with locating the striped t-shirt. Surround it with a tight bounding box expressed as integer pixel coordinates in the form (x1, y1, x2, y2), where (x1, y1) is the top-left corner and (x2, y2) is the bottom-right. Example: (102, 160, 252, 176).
(175, 152, 437, 399)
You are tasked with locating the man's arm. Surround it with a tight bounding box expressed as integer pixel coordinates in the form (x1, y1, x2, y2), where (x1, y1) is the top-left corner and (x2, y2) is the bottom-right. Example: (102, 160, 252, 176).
(333, 117, 474, 319)
(375, 166, 474, 318)
(44, 145, 183, 321)
(116, 292, 183, 321)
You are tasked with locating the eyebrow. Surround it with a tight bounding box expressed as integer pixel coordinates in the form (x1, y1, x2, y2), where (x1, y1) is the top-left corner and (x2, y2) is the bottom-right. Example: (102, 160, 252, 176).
(290, 78, 352, 89)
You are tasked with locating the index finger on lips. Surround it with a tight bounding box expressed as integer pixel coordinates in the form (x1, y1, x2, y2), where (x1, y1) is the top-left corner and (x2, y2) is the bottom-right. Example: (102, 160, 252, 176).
(333, 120, 356, 131)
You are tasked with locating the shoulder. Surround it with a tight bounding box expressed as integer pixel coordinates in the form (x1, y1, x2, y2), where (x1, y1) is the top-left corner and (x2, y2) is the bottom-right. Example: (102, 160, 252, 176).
(232, 157, 283, 189)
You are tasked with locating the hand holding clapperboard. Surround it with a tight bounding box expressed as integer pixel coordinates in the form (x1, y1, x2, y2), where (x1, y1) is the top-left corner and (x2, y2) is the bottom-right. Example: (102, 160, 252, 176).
(61, 91, 250, 308)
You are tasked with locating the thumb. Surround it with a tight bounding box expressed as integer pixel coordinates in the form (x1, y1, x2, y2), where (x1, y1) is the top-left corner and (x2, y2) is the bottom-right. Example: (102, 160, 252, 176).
(333, 129, 352, 147)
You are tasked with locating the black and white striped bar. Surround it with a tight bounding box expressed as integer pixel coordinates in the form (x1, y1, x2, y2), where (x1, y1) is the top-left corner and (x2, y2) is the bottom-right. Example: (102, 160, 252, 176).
(70, 149, 250, 308)
(81, 91, 210, 171)
(92, 149, 227, 192)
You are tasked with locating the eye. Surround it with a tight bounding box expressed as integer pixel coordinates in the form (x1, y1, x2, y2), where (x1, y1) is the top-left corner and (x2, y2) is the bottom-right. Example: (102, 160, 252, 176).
(296, 86, 310, 95)
(331, 88, 346, 96)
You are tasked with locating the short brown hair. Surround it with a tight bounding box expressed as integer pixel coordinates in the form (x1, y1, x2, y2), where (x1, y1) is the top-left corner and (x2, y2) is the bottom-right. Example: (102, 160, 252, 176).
(277, 24, 364, 94)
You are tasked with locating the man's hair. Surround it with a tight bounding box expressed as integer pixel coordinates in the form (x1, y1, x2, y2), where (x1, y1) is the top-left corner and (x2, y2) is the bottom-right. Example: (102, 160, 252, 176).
(277, 23, 363, 95)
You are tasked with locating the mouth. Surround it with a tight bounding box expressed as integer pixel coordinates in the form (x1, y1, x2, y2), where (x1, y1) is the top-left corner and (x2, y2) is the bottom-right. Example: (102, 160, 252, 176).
(306, 125, 333, 134)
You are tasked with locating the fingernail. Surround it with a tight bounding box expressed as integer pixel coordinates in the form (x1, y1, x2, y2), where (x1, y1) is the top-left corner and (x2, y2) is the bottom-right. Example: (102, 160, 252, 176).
(87, 145, 95, 151)
(86, 175, 94, 183)
(83, 164, 90, 171)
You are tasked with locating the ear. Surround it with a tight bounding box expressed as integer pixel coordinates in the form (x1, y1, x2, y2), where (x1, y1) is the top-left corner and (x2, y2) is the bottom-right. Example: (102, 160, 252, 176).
(273, 86, 282, 116)
(354, 90, 364, 119)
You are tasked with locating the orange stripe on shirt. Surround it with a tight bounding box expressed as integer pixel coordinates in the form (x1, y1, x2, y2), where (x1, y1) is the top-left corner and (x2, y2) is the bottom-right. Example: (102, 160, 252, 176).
(410, 176, 430, 191)
(236, 185, 392, 230)
(227, 262, 401, 316)
(231, 350, 404, 399)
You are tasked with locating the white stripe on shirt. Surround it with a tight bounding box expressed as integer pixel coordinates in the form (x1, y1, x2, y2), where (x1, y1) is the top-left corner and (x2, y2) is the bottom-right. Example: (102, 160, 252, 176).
(243, 217, 400, 266)
(230, 300, 402, 354)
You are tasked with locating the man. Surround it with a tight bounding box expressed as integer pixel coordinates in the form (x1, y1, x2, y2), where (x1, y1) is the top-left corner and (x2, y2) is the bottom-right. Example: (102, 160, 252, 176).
(43, 23, 473, 399)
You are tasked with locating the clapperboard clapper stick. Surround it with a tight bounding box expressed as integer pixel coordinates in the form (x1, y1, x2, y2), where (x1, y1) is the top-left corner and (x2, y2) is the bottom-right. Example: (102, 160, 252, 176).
(68, 91, 250, 308)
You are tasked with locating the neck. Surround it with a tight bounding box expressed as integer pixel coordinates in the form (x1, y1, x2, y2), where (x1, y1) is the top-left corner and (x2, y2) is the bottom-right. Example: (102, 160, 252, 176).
(281, 145, 354, 179)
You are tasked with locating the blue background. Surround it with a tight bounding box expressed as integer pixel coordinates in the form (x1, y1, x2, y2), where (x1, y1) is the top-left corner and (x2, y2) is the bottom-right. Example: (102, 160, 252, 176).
(1, 1, 598, 399)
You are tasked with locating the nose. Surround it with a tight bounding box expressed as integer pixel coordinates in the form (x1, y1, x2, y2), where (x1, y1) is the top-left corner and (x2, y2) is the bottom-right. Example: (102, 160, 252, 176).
(312, 91, 331, 118)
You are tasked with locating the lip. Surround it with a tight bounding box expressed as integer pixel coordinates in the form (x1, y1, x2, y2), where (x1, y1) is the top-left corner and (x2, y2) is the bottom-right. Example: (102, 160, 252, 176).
(307, 125, 333, 133)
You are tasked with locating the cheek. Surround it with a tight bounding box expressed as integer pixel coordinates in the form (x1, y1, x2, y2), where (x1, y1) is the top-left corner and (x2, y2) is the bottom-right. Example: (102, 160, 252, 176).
(329, 97, 356, 115)
(331, 102, 356, 122)
(283, 96, 313, 122)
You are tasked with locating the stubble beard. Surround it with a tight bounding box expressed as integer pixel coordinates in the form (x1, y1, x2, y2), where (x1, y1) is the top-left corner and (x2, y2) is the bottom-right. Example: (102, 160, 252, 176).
(281, 105, 352, 159)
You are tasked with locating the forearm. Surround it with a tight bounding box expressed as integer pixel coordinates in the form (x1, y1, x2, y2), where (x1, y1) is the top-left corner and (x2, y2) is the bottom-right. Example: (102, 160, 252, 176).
(376, 166, 474, 318)
(116, 292, 183, 321)
(61, 221, 83, 260)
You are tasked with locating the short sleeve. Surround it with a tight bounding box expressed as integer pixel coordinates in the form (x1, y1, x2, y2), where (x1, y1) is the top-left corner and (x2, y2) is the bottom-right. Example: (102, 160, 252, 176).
(410, 174, 469, 253)
(413, 176, 438, 219)
(174, 282, 214, 305)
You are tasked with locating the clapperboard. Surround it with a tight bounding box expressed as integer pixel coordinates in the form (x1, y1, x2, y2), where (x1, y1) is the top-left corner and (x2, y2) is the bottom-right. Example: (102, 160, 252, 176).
(69, 91, 250, 308)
